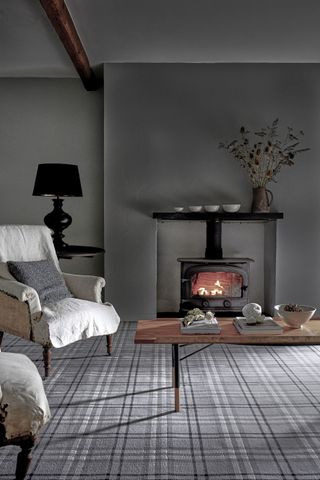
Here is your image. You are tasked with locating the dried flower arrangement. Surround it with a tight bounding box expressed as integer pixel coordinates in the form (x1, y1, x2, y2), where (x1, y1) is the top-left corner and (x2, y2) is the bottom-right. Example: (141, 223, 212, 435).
(219, 119, 310, 187)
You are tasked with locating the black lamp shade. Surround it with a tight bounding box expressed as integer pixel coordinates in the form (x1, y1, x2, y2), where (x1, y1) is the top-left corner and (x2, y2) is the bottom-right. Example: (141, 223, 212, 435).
(33, 163, 83, 197)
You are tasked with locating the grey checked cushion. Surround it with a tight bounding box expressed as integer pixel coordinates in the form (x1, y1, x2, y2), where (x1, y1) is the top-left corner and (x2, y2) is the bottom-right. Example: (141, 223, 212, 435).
(7, 259, 72, 306)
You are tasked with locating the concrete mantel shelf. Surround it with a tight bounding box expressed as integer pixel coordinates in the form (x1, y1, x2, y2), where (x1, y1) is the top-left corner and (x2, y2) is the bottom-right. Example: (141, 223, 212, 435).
(153, 211, 283, 260)
(153, 212, 284, 221)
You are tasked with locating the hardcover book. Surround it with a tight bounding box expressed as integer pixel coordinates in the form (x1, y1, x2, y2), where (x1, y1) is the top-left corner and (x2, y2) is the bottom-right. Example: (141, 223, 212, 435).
(181, 318, 221, 334)
(233, 317, 283, 335)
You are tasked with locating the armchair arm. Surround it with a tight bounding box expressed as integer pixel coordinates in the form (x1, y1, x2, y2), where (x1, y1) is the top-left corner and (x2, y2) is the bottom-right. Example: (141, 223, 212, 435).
(62, 273, 106, 303)
(0, 278, 41, 315)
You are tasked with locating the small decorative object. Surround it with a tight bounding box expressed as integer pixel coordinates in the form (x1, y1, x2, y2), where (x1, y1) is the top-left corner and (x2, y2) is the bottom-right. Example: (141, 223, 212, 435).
(188, 206, 202, 212)
(182, 307, 214, 327)
(283, 303, 303, 312)
(222, 204, 241, 213)
(274, 304, 316, 329)
(174, 207, 184, 212)
(204, 205, 220, 212)
(33, 163, 83, 249)
(242, 302, 265, 325)
(181, 308, 220, 334)
(219, 119, 310, 213)
(251, 187, 273, 213)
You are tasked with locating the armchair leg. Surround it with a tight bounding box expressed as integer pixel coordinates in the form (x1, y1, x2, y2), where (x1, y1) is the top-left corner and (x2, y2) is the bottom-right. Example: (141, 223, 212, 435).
(15, 437, 35, 480)
(106, 335, 112, 356)
(0, 331, 3, 351)
(43, 346, 51, 377)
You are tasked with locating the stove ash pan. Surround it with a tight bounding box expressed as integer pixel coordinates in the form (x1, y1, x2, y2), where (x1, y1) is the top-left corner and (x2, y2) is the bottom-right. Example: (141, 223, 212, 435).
(179, 258, 252, 314)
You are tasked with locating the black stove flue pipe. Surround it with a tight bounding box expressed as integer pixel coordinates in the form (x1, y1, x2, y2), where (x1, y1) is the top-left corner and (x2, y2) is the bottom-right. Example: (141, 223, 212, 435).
(205, 220, 223, 259)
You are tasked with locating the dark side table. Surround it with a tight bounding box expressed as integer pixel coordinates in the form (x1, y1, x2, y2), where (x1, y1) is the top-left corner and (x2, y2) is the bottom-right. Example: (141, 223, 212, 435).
(56, 245, 104, 259)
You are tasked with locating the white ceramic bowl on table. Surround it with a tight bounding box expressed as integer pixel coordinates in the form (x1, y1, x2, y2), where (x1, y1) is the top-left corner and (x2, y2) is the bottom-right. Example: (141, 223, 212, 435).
(173, 207, 184, 212)
(222, 204, 241, 213)
(188, 206, 202, 212)
(204, 205, 220, 212)
(274, 304, 316, 328)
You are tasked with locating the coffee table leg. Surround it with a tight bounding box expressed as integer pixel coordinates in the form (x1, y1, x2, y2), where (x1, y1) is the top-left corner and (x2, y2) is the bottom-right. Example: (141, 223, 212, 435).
(172, 344, 175, 388)
(173, 344, 180, 412)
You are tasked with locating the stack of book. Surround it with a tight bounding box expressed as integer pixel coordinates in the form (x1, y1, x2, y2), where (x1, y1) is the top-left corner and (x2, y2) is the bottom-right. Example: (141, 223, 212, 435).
(181, 317, 221, 334)
(233, 317, 283, 335)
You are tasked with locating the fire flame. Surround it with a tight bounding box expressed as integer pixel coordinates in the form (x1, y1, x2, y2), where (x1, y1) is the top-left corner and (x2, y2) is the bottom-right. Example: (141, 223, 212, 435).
(197, 280, 225, 296)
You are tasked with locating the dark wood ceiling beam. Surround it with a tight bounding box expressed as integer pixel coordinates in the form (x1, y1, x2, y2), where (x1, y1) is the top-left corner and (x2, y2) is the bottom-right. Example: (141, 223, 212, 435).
(39, 0, 99, 91)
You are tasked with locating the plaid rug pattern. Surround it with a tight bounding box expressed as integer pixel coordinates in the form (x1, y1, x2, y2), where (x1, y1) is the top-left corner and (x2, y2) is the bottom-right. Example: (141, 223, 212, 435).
(1, 321, 320, 479)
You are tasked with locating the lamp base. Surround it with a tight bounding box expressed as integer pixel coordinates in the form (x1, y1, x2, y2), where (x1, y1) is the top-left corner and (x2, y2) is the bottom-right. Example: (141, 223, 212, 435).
(44, 198, 72, 250)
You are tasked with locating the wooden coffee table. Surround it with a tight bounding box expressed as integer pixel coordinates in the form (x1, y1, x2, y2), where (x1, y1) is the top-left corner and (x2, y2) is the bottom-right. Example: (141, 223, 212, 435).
(134, 318, 320, 412)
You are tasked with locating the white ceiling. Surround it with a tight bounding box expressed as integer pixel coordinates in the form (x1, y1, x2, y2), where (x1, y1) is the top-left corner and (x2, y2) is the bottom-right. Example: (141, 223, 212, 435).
(1, 0, 320, 78)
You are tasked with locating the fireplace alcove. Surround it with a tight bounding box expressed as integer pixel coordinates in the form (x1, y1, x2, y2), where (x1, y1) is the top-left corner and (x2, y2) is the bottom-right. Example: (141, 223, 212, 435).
(153, 211, 283, 316)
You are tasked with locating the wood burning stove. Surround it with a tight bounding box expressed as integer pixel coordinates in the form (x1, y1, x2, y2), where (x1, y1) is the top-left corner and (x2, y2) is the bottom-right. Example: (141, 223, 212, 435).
(178, 258, 253, 314)
(153, 211, 283, 316)
(178, 216, 254, 314)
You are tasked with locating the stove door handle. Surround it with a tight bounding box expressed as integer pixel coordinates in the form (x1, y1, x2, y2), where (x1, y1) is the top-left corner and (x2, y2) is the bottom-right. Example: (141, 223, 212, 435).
(241, 285, 248, 298)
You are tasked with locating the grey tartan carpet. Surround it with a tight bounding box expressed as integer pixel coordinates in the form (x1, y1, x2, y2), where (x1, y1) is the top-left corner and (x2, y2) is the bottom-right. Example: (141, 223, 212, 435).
(1, 321, 320, 479)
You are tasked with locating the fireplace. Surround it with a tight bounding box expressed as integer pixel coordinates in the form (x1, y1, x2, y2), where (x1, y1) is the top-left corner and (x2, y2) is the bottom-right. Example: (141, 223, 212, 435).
(154, 211, 283, 316)
(178, 258, 253, 314)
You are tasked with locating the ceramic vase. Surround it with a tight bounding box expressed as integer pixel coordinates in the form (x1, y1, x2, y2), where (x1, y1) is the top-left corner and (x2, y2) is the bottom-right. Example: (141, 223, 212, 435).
(251, 187, 273, 213)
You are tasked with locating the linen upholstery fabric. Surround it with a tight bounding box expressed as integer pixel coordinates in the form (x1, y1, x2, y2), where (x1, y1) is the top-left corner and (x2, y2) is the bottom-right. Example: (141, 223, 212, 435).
(0, 274, 120, 348)
(7, 259, 72, 306)
(0, 225, 60, 270)
(0, 352, 50, 440)
(0, 277, 41, 315)
(42, 298, 120, 348)
(63, 272, 106, 303)
(0, 262, 14, 280)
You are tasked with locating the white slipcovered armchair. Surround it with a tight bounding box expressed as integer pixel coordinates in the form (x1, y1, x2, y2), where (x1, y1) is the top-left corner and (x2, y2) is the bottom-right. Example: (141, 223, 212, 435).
(0, 225, 120, 376)
(0, 352, 51, 479)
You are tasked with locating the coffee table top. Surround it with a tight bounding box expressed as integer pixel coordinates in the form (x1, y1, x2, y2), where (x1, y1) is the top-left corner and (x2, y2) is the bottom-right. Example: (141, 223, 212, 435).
(134, 318, 320, 345)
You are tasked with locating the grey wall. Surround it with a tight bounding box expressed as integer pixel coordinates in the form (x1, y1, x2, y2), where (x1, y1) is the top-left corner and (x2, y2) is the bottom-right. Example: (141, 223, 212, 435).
(104, 63, 320, 320)
(0, 78, 104, 276)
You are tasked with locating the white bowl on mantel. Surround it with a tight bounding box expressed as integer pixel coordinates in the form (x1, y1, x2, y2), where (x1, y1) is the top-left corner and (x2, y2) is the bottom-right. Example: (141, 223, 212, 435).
(173, 207, 184, 212)
(188, 206, 202, 212)
(274, 304, 316, 328)
(222, 204, 241, 213)
(204, 205, 220, 212)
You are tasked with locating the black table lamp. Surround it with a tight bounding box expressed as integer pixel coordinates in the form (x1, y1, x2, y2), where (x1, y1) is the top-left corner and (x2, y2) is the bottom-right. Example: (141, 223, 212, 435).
(33, 163, 83, 249)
